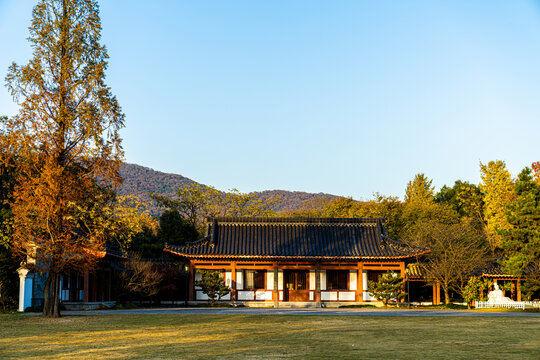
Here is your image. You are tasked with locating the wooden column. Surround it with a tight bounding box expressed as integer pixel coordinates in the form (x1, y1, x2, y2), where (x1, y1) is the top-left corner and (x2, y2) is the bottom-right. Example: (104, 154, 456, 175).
(433, 283, 441, 305)
(315, 264, 321, 304)
(399, 262, 406, 303)
(517, 279, 522, 302)
(188, 260, 195, 302)
(356, 263, 363, 302)
(273, 264, 279, 308)
(231, 262, 237, 301)
(511, 282, 516, 300)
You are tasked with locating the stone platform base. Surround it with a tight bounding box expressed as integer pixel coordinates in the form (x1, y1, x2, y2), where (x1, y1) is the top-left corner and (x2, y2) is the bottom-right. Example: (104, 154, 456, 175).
(62, 301, 116, 311)
(186, 301, 382, 308)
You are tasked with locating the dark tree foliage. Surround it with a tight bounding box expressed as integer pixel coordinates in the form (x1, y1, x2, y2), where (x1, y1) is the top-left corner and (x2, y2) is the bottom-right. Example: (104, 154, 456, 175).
(368, 272, 406, 307)
(195, 270, 230, 305)
(0, 149, 18, 310)
(128, 227, 161, 259)
(435, 180, 485, 229)
(499, 168, 540, 289)
(159, 209, 198, 245)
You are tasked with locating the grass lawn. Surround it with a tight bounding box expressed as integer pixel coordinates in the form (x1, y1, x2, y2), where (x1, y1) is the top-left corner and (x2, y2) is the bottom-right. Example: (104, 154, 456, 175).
(0, 314, 539, 359)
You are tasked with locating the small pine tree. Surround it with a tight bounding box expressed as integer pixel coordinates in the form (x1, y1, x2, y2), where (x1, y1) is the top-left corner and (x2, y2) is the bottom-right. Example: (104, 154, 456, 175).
(195, 270, 231, 305)
(368, 272, 406, 307)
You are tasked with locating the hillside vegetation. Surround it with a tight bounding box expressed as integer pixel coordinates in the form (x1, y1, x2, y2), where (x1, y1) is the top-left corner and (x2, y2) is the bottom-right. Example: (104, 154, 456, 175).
(118, 163, 338, 215)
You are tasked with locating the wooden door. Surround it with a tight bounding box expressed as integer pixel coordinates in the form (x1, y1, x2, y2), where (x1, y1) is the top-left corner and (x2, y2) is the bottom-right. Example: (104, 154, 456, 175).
(285, 271, 310, 301)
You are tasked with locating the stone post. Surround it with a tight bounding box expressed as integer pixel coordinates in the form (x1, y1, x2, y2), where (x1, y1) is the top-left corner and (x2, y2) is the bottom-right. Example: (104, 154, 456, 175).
(17, 267, 33, 312)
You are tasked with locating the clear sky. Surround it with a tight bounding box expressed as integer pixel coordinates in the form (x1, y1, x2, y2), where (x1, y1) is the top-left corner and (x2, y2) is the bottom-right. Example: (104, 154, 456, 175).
(1, 1, 539, 200)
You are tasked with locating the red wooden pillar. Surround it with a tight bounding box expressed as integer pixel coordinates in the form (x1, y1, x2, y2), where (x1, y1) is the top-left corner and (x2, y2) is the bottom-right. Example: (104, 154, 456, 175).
(356, 263, 363, 302)
(188, 260, 195, 301)
(511, 282, 516, 300)
(517, 280, 522, 301)
(273, 263, 279, 307)
(432, 283, 441, 305)
(315, 264, 321, 304)
(231, 262, 237, 301)
(399, 262, 406, 303)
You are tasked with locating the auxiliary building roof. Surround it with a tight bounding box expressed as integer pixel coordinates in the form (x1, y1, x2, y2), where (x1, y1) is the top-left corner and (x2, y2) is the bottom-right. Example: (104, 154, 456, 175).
(164, 217, 427, 260)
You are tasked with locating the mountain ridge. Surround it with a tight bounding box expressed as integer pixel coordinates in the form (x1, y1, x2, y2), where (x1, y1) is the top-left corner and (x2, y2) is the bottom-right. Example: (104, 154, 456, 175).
(118, 163, 339, 215)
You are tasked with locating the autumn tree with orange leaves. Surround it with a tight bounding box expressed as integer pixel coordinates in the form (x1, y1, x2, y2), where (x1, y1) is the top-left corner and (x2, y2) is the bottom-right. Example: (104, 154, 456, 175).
(0, 0, 124, 317)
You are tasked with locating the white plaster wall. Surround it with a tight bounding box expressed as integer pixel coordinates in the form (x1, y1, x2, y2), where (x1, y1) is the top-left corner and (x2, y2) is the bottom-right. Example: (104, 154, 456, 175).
(225, 271, 232, 288)
(195, 272, 202, 289)
(196, 290, 230, 301)
(321, 291, 329, 301)
(309, 271, 316, 290)
(236, 271, 243, 290)
(238, 291, 255, 301)
(321, 291, 338, 301)
(339, 292, 356, 301)
(196, 290, 209, 300)
(309, 291, 314, 301)
(255, 291, 273, 301)
(349, 270, 357, 291)
(320, 270, 327, 290)
(278, 271, 283, 290)
(279, 291, 283, 301)
(363, 270, 369, 301)
(267, 272, 274, 290)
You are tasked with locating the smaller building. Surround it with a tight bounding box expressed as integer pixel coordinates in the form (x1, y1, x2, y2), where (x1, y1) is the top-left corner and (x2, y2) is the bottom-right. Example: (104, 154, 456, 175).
(17, 247, 122, 311)
(165, 217, 427, 306)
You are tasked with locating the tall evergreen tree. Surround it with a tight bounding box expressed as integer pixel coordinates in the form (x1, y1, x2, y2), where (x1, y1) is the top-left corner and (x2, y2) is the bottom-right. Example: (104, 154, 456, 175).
(499, 168, 540, 290)
(1, 0, 124, 317)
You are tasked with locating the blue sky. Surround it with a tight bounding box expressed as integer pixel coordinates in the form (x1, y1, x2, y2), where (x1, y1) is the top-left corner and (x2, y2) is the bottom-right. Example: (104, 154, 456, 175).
(1, 1, 539, 200)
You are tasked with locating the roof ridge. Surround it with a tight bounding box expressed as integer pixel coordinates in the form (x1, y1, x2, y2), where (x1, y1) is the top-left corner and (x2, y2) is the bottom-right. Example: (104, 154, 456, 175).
(207, 217, 385, 224)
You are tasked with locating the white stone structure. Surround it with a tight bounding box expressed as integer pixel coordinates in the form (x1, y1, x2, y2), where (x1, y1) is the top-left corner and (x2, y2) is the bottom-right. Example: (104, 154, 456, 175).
(487, 283, 514, 304)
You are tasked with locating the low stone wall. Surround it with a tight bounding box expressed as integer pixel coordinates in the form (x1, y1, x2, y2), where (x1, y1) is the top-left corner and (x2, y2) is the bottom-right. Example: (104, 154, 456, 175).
(62, 301, 116, 311)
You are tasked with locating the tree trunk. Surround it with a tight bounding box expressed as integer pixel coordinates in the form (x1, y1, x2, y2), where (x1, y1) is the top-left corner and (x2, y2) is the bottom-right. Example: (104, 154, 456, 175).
(444, 287, 450, 305)
(43, 273, 61, 318)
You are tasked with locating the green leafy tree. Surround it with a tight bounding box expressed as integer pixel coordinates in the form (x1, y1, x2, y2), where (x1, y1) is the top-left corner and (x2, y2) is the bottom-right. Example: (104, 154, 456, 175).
(499, 168, 540, 290)
(1, 0, 124, 317)
(462, 276, 484, 309)
(152, 184, 280, 237)
(480, 161, 515, 254)
(195, 270, 231, 305)
(436, 180, 485, 229)
(519, 281, 540, 301)
(405, 173, 435, 204)
(368, 272, 406, 307)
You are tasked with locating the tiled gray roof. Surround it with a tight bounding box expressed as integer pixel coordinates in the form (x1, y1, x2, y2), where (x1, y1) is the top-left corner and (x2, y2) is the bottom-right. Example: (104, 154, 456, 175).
(165, 217, 426, 260)
(476, 259, 537, 278)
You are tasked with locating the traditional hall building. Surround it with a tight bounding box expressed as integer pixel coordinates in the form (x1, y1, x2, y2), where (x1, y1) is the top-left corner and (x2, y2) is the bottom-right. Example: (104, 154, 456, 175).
(165, 217, 428, 306)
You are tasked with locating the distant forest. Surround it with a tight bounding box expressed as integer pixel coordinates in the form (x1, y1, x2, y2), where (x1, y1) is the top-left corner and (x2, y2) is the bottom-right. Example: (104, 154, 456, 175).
(118, 163, 338, 215)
